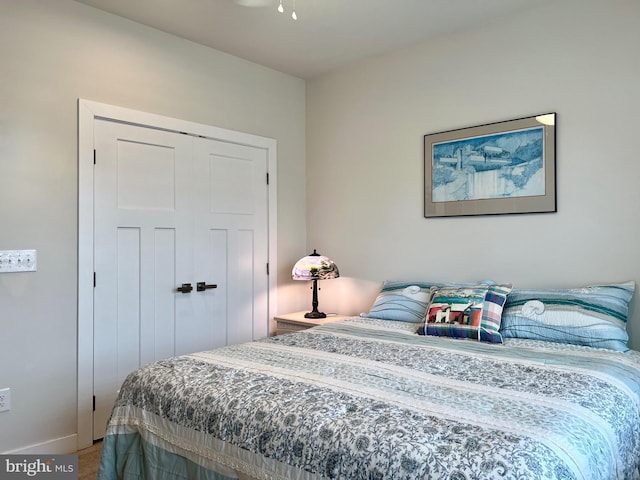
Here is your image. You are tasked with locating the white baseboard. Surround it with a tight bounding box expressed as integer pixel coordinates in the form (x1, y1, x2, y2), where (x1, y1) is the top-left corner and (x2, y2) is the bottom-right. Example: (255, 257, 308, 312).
(3, 434, 78, 455)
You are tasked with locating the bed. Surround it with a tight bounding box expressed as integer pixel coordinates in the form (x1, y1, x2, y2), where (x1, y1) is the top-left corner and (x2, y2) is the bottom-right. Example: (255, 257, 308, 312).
(97, 281, 640, 480)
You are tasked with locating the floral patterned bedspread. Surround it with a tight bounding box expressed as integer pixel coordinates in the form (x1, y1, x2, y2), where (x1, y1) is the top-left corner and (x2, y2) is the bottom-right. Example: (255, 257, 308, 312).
(98, 317, 640, 480)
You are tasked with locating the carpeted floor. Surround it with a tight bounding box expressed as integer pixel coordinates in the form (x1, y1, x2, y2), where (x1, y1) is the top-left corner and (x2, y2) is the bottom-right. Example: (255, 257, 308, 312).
(77, 441, 102, 480)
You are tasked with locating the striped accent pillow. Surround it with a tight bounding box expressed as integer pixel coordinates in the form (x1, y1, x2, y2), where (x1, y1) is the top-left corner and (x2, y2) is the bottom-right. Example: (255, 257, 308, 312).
(423, 284, 512, 343)
(364, 281, 437, 323)
(500, 282, 635, 351)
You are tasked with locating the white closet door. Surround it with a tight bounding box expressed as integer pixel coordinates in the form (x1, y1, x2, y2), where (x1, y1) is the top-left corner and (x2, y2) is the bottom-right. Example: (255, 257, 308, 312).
(92, 120, 269, 440)
(193, 138, 269, 348)
(93, 119, 194, 438)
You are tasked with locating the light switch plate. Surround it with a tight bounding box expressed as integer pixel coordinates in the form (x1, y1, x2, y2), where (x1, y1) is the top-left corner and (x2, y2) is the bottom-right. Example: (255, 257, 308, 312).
(0, 250, 37, 273)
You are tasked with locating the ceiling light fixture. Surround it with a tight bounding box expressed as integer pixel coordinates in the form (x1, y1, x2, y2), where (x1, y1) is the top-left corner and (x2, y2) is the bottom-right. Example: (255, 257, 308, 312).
(277, 0, 298, 20)
(234, 0, 297, 20)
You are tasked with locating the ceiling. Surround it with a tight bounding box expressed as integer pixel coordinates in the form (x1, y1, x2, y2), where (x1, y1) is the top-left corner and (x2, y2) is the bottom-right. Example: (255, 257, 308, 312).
(74, 0, 548, 79)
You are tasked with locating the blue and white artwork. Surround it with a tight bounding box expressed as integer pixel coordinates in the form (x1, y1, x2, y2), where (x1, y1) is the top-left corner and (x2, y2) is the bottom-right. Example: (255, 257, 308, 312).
(432, 126, 545, 202)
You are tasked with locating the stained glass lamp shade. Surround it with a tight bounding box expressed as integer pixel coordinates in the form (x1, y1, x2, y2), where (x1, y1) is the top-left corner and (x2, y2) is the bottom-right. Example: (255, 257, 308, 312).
(292, 249, 340, 319)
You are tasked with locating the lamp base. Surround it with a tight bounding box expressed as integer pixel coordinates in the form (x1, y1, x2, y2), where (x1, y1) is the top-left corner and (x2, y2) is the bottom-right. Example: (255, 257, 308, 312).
(304, 310, 327, 319)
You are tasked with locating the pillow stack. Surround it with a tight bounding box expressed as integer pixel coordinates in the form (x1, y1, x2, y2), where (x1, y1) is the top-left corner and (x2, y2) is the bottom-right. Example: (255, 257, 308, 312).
(363, 280, 512, 343)
(363, 279, 635, 351)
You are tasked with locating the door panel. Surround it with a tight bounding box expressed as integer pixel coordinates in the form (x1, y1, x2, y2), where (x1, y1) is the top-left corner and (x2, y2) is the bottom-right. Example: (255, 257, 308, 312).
(233, 229, 256, 344)
(194, 138, 269, 346)
(209, 154, 254, 214)
(93, 120, 193, 438)
(92, 120, 269, 440)
(207, 229, 229, 350)
(115, 227, 140, 386)
(151, 228, 177, 362)
(116, 140, 176, 211)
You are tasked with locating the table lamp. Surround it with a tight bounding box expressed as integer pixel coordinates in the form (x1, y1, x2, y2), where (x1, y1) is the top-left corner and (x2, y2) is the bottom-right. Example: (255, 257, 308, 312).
(292, 249, 340, 318)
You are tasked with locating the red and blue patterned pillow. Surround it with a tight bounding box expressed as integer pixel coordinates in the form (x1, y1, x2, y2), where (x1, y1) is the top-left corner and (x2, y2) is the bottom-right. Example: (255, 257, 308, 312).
(423, 284, 512, 343)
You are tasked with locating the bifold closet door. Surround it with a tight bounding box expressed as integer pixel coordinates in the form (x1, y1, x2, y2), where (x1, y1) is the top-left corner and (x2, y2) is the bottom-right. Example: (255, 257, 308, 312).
(92, 119, 268, 439)
(192, 137, 269, 348)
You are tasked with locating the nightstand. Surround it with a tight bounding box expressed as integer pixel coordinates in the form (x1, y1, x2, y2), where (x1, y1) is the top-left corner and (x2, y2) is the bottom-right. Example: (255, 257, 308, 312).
(274, 311, 352, 335)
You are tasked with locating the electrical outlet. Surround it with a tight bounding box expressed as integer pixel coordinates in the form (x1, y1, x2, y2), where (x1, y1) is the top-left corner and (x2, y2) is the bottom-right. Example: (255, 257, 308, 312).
(0, 388, 11, 412)
(0, 250, 37, 273)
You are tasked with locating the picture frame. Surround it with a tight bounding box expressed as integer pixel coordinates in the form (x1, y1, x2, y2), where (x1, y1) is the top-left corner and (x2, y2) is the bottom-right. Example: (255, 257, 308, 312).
(424, 113, 556, 218)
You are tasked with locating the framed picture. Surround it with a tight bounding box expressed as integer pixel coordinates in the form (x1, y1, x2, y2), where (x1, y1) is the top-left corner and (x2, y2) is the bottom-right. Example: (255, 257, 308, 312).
(424, 113, 556, 218)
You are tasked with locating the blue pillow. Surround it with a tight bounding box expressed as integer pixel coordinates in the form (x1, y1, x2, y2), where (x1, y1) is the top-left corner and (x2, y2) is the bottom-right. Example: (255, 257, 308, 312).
(363, 282, 435, 323)
(500, 282, 635, 351)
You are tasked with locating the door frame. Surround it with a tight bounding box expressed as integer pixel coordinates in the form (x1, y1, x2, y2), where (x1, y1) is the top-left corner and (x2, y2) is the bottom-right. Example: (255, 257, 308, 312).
(77, 99, 278, 449)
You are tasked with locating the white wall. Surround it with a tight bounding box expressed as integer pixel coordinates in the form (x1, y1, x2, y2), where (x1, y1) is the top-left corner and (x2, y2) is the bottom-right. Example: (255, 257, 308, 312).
(2, 0, 638, 456)
(0, 0, 306, 453)
(307, 0, 640, 347)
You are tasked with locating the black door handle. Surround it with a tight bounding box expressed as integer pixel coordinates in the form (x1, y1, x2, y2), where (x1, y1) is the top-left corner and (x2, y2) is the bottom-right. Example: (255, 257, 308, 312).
(197, 282, 218, 292)
(176, 283, 193, 293)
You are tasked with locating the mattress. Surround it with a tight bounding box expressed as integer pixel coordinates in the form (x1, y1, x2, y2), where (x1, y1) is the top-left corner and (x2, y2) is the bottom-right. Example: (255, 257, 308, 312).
(97, 317, 640, 479)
